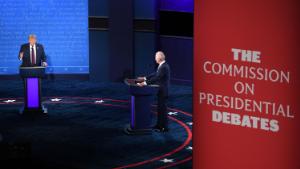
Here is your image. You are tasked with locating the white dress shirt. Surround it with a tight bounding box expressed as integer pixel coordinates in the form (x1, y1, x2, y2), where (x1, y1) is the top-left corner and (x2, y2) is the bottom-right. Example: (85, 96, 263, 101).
(30, 44, 37, 64)
(157, 60, 165, 71)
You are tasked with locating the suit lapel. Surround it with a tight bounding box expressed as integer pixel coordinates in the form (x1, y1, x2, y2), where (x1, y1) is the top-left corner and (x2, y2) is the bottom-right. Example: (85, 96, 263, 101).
(36, 44, 40, 63)
(26, 44, 30, 61)
(36, 44, 39, 52)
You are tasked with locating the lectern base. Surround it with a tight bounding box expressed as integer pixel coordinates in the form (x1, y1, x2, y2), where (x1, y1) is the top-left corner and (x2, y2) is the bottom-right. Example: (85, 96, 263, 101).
(20, 105, 48, 115)
(124, 124, 152, 135)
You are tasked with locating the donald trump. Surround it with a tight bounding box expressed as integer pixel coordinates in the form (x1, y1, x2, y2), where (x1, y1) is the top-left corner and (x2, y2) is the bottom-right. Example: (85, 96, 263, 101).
(19, 34, 47, 67)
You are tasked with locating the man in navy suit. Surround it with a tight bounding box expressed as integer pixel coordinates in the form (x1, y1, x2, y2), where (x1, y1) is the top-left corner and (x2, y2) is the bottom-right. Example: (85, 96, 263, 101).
(18, 34, 47, 67)
(138, 51, 171, 132)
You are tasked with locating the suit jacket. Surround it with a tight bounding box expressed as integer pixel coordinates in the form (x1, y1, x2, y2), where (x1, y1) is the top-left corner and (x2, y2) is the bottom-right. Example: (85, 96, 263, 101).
(146, 62, 171, 97)
(18, 43, 46, 67)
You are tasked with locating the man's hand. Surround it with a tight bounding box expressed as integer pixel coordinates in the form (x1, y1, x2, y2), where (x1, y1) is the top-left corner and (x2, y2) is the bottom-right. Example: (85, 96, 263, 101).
(136, 77, 146, 83)
(19, 52, 24, 60)
(42, 62, 48, 67)
(137, 82, 146, 87)
(137, 77, 146, 80)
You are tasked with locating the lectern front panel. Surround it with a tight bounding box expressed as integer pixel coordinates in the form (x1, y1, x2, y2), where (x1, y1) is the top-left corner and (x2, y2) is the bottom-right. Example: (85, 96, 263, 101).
(26, 78, 39, 108)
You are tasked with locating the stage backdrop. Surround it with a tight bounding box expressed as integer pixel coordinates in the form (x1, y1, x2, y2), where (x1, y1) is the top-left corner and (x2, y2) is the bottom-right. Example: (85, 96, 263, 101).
(0, 0, 89, 74)
(194, 0, 300, 169)
(160, 0, 193, 13)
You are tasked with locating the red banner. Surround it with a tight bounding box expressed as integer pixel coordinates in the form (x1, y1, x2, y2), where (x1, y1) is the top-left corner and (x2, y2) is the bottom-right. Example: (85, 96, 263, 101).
(194, 0, 300, 168)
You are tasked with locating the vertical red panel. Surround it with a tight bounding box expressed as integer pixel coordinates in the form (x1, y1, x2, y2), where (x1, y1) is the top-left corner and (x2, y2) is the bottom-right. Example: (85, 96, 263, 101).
(194, 0, 300, 169)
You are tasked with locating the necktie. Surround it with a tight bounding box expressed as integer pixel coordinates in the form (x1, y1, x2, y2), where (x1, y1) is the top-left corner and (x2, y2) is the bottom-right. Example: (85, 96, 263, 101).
(31, 46, 36, 65)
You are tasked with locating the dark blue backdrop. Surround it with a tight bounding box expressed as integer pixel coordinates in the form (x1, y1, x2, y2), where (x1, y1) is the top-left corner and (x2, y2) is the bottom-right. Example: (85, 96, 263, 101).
(160, 0, 193, 13)
(88, 0, 193, 84)
(159, 0, 193, 84)
(0, 0, 89, 74)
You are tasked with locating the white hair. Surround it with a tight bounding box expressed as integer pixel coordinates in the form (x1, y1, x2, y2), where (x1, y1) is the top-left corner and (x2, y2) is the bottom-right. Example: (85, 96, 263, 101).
(28, 34, 37, 39)
(156, 51, 166, 61)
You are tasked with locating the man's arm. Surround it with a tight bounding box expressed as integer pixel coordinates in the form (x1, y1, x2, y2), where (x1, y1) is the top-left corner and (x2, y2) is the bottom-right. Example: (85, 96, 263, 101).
(18, 45, 25, 60)
(40, 45, 48, 66)
(137, 72, 156, 85)
(40, 45, 46, 62)
(146, 67, 166, 85)
(146, 72, 156, 80)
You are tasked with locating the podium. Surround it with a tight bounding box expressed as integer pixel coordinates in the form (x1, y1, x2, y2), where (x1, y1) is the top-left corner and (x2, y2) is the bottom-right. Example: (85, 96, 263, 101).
(124, 78, 159, 134)
(19, 66, 47, 114)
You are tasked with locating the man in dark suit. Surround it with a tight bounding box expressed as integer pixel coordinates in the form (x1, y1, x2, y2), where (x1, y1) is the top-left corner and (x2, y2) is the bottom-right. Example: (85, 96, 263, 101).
(18, 34, 47, 67)
(137, 51, 171, 132)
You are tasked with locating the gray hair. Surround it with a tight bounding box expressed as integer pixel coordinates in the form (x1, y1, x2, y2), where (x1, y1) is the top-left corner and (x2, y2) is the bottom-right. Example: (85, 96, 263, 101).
(156, 51, 166, 61)
(28, 34, 37, 39)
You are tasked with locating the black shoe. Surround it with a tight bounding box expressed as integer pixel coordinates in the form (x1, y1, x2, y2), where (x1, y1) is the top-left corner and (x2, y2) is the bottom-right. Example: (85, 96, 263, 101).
(152, 125, 161, 131)
(160, 127, 169, 132)
(154, 127, 169, 132)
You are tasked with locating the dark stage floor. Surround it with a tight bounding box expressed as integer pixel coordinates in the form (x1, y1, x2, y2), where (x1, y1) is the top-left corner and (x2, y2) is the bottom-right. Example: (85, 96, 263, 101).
(0, 79, 192, 169)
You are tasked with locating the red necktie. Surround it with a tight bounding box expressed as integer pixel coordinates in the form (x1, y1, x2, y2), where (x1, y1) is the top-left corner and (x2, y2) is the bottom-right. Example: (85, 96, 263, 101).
(31, 46, 36, 65)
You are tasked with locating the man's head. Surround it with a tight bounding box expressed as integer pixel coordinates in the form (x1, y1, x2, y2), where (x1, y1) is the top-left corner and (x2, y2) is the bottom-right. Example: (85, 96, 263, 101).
(28, 34, 37, 45)
(155, 51, 166, 64)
